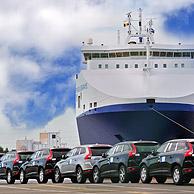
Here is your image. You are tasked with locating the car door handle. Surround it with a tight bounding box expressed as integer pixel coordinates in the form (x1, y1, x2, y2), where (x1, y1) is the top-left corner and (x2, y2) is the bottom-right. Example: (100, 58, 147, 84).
(116, 157, 119, 160)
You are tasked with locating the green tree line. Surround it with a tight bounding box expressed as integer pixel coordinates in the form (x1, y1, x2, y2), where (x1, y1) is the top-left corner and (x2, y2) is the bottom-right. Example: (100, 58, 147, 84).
(0, 146, 9, 153)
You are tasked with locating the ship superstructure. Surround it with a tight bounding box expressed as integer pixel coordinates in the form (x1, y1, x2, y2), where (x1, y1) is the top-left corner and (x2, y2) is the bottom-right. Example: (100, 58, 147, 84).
(76, 9, 194, 144)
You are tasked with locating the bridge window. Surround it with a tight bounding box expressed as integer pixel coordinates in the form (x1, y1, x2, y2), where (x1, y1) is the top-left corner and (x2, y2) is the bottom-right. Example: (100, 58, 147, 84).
(154, 64, 158, 68)
(163, 64, 167, 68)
(116, 52, 123, 57)
(191, 52, 194, 59)
(116, 64, 120, 68)
(109, 53, 116, 58)
(140, 51, 146, 56)
(90, 103, 92, 108)
(145, 64, 147, 67)
(153, 51, 159, 56)
(160, 52, 166, 57)
(131, 52, 139, 56)
(167, 52, 173, 57)
(125, 64, 128, 68)
(175, 64, 178, 68)
(174, 52, 182, 57)
(181, 63, 184, 68)
(123, 52, 129, 57)
(92, 53, 100, 58)
(105, 64, 108, 69)
(135, 64, 138, 68)
(84, 53, 91, 60)
(78, 96, 81, 109)
(83, 104, 85, 109)
(101, 53, 108, 58)
(183, 52, 190, 57)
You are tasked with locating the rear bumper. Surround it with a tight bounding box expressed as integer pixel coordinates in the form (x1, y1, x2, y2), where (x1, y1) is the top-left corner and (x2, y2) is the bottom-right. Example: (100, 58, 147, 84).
(183, 167, 194, 177)
(127, 166, 140, 176)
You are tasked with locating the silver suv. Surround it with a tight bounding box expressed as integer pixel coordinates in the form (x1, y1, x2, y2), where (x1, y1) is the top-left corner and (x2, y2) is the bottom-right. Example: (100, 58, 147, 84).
(54, 144, 112, 183)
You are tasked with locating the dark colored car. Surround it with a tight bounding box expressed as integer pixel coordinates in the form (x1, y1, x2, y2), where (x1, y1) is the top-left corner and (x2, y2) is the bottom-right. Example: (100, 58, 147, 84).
(0, 153, 4, 159)
(54, 144, 112, 183)
(92, 141, 159, 183)
(19, 148, 71, 184)
(0, 150, 34, 184)
(140, 139, 194, 185)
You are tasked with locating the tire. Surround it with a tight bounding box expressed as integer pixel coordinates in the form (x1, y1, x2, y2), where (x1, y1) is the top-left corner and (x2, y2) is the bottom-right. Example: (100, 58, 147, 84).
(53, 167, 64, 183)
(88, 175, 94, 183)
(76, 166, 86, 184)
(130, 175, 140, 183)
(111, 177, 119, 183)
(119, 165, 129, 183)
(37, 168, 48, 184)
(93, 166, 103, 183)
(155, 176, 167, 184)
(20, 169, 28, 184)
(172, 165, 184, 185)
(71, 177, 78, 183)
(6, 169, 15, 184)
(183, 176, 191, 184)
(140, 165, 152, 184)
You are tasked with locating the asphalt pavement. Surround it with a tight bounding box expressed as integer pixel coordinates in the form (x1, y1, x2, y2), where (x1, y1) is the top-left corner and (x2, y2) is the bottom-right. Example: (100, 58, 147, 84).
(0, 179, 193, 194)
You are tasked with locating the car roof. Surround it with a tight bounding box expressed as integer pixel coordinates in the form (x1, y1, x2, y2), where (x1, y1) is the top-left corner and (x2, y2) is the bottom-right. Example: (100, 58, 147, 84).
(75, 144, 112, 148)
(116, 140, 159, 145)
(167, 139, 194, 143)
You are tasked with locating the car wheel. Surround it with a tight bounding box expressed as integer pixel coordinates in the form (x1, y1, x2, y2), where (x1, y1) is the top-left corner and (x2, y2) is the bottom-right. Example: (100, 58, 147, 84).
(172, 165, 183, 185)
(140, 165, 152, 184)
(155, 176, 167, 184)
(71, 177, 78, 183)
(88, 175, 94, 183)
(119, 165, 129, 183)
(93, 166, 103, 183)
(53, 167, 64, 183)
(130, 175, 140, 183)
(183, 176, 191, 184)
(111, 177, 119, 183)
(20, 169, 28, 184)
(76, 166, 86, 184)
(6, 169, 15, 184)
(37, 168, 48, 184)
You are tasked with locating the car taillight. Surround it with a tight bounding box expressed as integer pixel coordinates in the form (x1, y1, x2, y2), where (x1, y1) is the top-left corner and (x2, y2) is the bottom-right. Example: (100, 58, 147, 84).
(184, 142, 193, 157)
(128, 144, 137, 158)
(84, 147, 92, 160)
(13, 154, 20, 165)
(47, 150, 53, 161)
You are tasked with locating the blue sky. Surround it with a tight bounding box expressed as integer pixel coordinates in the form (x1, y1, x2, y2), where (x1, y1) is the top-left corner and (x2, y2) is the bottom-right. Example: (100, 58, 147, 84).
(0, 0, 194, 148)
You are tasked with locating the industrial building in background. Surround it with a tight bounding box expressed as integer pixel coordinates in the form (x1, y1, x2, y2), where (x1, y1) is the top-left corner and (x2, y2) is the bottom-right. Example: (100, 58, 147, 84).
(16, 131, 67, 151)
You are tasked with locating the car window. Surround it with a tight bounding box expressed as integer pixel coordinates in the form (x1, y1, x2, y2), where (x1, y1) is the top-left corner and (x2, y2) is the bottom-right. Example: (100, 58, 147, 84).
(30, 152, 37, 160)
(80, 147, 86, 154)
(35, 151, 42, 158)
(176, 142, 187, 151)
(166, 142, 176, 152)
(123, 144, 132, 151)
(135, 143, 159, 153)
(157, 142, 168, 153)
(114, 145, 123, 154)
(106, 146, 116, 156)
(66, 149, 76, 157)
(42, 149, 49, 156)
(74, 148, 81, 156)
(90, 146, 111, 156)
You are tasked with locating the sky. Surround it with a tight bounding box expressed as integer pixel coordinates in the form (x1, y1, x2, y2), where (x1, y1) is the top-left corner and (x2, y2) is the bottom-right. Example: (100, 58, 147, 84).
(0, 0, 194, 149)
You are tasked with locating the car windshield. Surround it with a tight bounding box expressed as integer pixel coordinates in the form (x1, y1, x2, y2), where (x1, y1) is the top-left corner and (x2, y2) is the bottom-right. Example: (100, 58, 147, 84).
(52, 149, 70, 158)
(135, 143, 159, 153)
(19, 152, 34, 161)
(90, 147, 111, 156)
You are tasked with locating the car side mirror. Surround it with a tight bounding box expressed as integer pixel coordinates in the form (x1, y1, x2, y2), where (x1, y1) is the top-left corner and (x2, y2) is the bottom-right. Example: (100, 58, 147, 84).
(102, 153, 107, 158)
(151, 150, 157, 156)
(62, 155, 68, 159)
(27, 157, 31, 161)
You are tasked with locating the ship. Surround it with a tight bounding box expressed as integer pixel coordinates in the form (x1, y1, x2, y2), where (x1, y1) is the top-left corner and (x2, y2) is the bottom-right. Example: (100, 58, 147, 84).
(76, 9, 194, 145)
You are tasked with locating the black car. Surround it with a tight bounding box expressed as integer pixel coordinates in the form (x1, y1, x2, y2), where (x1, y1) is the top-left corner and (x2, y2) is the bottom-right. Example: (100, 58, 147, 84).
(19, 148, 70, 184)
(0, 153, 4, 159)
(0, 150, 34, 184)
(140, 139, 194, 185)
(92, 141, 159, 183)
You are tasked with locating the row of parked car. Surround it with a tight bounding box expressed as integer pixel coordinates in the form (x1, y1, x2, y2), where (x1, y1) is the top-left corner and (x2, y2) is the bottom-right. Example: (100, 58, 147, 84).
(0, 138, 194, 185)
